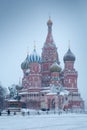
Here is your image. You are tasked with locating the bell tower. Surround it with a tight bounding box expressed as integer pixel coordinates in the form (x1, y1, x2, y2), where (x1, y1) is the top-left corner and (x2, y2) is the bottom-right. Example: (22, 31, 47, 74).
(41, 18, 60, 87)
(63, 46, 78, 92)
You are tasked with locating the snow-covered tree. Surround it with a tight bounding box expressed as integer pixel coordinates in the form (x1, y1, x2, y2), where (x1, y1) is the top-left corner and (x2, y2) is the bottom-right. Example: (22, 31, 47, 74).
(0, 84, 7, 110)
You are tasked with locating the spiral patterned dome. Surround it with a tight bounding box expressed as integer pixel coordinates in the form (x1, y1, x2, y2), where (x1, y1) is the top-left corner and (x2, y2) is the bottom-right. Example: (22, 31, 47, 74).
(21, 48, 41, 70)
(50, 62, 61, 72)
(29, 48, 41, 63)
(63, 48, 75, 62)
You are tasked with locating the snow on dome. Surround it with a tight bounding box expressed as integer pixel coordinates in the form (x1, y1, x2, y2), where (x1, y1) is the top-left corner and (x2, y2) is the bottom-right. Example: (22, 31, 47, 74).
(50, 61, 61, 72)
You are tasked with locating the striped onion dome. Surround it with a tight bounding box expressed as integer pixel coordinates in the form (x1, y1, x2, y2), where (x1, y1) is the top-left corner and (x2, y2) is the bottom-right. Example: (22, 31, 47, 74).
(29, 48, 41, 63)
(63, 48, 75, 62)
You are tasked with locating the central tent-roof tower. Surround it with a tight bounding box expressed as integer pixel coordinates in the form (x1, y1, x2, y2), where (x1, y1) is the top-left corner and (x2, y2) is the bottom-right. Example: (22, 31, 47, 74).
(41, 18, 60, 87)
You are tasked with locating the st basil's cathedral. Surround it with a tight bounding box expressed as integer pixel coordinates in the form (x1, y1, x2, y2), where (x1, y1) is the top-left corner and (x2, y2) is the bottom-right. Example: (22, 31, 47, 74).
(20, 18, 84, 111)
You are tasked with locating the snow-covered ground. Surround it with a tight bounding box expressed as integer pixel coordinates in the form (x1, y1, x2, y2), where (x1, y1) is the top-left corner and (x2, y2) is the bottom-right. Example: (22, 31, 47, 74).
(0, 111, 87, 130)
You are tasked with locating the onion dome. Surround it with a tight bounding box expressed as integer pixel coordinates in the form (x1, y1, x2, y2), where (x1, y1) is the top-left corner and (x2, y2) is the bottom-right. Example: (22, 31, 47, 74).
(21, 54, 30, 70)
(63, 48, 75, 62)
(47, 18, 53, 26)
(29, 47, 41, 63)
(50, 62, 61, 72)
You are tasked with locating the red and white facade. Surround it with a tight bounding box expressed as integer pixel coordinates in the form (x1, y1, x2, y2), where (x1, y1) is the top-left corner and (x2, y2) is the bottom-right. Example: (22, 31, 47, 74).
(20, 19, 84, 111)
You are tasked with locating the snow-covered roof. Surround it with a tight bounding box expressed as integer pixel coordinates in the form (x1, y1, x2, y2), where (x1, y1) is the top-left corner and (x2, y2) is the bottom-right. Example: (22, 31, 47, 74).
(40, 90, 50, 93)
(19, 91, 39, 95)
(28, 92, 39, 94)
(60, 90, 69, 96)
(65, 87, 77, 90)
(42, 87, 50, 89)
(59, 92, 65, 96)
(7, 99, 18, 102)
(19, 91, 28, 95)
(46, 92, 57, 95)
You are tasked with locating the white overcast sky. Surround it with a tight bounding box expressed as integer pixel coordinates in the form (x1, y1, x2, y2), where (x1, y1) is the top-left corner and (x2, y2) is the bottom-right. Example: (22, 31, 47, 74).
(0, 0, 87, 103)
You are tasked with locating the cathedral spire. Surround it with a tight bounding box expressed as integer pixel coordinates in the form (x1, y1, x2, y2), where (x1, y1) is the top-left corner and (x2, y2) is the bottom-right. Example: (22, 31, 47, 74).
(47, 16, 53, 32)
(27, 46, 29, 55)
(68, 40, 70, 49)
(46, 17, 54, 44)
(33, 41, 37, 52)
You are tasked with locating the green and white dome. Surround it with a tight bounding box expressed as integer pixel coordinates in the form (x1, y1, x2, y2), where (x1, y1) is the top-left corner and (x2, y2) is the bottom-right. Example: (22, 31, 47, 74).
(50, 62, 61, 72)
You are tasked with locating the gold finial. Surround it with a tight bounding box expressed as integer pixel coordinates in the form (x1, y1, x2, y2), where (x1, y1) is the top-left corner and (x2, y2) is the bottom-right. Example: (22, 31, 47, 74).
(68, 40, 70, 49)
(49, 15, 51, 20)
(27, 46, 29, 55)
(34, 41, 36, 50)
(19, 77, 21, 85)
(48, 12, 51, 19)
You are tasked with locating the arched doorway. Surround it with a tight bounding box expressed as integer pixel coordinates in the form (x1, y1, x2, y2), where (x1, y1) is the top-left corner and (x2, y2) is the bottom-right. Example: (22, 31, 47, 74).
(51, 99, 55, 109)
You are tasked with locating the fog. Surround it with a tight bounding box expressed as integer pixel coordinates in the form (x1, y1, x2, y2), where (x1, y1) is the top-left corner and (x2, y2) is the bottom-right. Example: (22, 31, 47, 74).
(0, 0, 87, 105)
